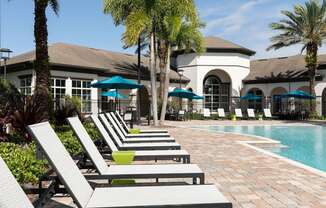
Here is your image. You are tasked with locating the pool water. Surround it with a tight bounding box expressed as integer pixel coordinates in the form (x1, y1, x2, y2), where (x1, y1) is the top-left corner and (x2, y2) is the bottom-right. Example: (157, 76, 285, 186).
(197, 125, 326, 172)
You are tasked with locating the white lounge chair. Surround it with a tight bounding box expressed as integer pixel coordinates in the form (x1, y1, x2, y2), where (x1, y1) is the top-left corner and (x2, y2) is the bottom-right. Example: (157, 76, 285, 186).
(217, 108, 226, 118)
(106, 113, 175, 142)
(95, 115, 181, 150)
(203, 108, 211, 118)
(38, 119, 205, 184)
(27, 123, 232, 208)
(247, 109, 255, 119)
(111, 112, 170, 137)
(235, 109, 243, 119)
(264, 108, 272, 118)
(0, 157, 34, 208)
(114, 111, 169, 134)
(90, 115, 190, 163)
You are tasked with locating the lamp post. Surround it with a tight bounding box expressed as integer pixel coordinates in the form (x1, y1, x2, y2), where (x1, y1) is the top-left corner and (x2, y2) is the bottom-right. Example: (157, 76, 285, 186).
(178, 69, 184, 110)
(0, 48, 12, 80)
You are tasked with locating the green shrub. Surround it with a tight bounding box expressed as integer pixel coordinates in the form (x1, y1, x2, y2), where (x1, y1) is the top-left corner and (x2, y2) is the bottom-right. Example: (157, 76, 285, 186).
(53, 96, 83, 126)
(57, 130, 82, 156)
(0, 142, 46, 184)
(54, 122, 100, 156)
(211, 114, 219, 120)
(84, 121, 101, 140)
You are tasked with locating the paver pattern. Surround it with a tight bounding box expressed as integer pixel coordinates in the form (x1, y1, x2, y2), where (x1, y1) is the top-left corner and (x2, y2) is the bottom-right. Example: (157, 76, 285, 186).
(44, 120, 326, 208)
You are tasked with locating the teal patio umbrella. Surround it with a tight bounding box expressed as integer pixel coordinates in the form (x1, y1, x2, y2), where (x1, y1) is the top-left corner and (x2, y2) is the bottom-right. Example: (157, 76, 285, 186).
(191, 95, 204, 100)
(102, 90, 129, 99)
(91, 76, 143, 111)
(240, 93, 262, 101)
(281, 90, 316, 99)
(168, 88, 199, 99)
(168, 88, 204, 110)
(91, 76, 143, 89)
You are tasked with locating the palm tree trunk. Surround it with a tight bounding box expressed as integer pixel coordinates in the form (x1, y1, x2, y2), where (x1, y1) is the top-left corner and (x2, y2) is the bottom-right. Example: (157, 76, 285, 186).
(150, 32, 159, 126)
(306, 44, 318, 113)
(34, 0, 51, 122)
(159, 43, 171, 125)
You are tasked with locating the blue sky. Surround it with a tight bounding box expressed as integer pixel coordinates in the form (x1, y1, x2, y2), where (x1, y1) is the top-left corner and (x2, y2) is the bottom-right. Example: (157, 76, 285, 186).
(1, 0, 325, 59)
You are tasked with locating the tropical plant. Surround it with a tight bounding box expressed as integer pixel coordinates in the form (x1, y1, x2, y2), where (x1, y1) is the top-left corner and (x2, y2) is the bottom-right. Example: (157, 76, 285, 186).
(267, 0, 326, 112)
(53, 96, 82, 126)
(104, 0, 203, 126)
(0, 142, 46, 184)
(158, 16, 204, 125)
(11, 95, 48, 141)
(104, 0, 164, 126)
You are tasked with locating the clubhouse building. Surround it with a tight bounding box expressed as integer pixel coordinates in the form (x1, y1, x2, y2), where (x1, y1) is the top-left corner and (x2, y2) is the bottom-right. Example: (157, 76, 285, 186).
(3, 36, 326, 116)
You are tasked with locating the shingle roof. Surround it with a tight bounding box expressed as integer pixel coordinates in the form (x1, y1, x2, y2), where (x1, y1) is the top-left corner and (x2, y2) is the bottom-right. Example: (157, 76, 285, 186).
(204, 36, 256, 56)
(5, 43, 189, 83)
(245, 54, 326, 83)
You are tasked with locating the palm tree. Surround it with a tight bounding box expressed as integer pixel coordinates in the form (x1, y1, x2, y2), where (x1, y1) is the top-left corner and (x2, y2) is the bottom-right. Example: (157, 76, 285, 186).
(104, 0, 203, 126)
(267, 0, 326, 112)
(158, 17, 204, 125)
(9, 0, 59, 122)
(105, 0, 162, 126)
(34, 0, 59, 121)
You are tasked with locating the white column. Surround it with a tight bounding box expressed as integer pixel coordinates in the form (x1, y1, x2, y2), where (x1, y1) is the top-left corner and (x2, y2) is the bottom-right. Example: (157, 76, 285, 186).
(91, 80, 98, 114)
(66, 77, 72, 96)
(31, 70, 36, 94)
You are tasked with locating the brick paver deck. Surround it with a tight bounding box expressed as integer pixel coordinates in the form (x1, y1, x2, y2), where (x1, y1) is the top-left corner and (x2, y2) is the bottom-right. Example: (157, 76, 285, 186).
(45, 120, 326, 208)
(166, 120, 326, 208)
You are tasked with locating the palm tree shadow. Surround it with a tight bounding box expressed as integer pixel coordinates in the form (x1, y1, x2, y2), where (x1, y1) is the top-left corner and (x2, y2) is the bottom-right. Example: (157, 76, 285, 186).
(44, 199, 75, 208)
(253, 69, 309, 81)
(113, 62, 150, 80)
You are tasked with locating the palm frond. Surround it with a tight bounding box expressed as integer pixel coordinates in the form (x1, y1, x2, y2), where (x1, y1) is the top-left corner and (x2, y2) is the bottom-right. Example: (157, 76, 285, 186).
(48, 0, 59, 16)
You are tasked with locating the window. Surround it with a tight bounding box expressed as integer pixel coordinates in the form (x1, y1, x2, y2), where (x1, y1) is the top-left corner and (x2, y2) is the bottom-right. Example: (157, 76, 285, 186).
(51, 78, 66, 100)
(72, 80, 92, 113)
(247, 88, 264, 111)
(20, 76, 32, 95)
(203, 76, 230, 112)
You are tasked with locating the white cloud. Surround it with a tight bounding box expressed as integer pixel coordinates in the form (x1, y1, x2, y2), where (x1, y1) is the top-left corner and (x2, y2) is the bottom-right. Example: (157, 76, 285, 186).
(204, 0, 271, 35)
(198, 0, 322, 59)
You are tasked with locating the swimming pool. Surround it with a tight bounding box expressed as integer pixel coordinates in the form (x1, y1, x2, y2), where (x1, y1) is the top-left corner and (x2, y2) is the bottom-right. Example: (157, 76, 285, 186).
(196, 125, 326, 172)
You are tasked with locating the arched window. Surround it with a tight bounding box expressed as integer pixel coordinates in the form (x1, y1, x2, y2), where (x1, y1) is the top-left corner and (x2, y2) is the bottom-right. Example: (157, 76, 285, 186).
(203, 76, 230, 112)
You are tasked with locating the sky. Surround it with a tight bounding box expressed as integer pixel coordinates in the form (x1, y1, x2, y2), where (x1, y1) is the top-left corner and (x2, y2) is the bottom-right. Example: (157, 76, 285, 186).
(1, 0, 326, 59)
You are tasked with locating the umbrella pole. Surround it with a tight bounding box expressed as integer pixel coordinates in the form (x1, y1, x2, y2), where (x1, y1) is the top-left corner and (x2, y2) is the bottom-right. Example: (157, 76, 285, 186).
(115, 89, 118, 113)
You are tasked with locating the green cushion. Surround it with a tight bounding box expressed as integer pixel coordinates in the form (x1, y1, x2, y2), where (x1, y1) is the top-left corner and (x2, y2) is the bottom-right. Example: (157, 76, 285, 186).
(111, 179, 136, 185)
(112, 151, 136, 185)
(112, 151, 135, 165)
(129, 128, 140, 134)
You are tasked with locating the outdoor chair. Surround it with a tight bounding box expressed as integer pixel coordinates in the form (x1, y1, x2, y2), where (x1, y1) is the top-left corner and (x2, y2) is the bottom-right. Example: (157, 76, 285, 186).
(203, 108, 211, 118)
(218, 108, 226, 119)
(114, 111, 169, 134)
(0, 156, 34, 208)
(110, 112, 170, 138)
(27, 123, 232, 208)
(263, 108, 272, 118)
(235, 109, 243, 119)
(36, 119, 204, 184)
(106, 113, 174, 142)
(178, 110, 185, 121)
(247, 109, 255, 119)
(95, 114, 181, 150)
(104, 113, 174, 143)
(90, 115, 190, 163)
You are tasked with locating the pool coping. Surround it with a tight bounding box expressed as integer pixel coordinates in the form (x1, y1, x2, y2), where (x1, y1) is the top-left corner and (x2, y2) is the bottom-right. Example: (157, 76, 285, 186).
(185, 125, 326, 179)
